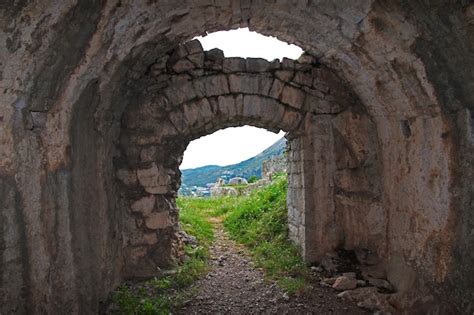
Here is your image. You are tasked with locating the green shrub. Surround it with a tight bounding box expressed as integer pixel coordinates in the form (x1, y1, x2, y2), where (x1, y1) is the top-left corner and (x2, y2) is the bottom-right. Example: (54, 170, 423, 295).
(248, 175, 259, 183)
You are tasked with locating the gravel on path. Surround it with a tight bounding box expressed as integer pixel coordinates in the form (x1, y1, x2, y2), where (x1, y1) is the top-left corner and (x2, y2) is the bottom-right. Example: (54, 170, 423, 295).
(177, 220, 367, 314)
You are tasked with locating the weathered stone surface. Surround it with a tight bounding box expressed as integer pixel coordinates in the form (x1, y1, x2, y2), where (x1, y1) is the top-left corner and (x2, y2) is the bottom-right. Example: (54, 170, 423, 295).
(293, 71, 313, 87)
(275, 70, 294, 82)
(184, 39, 203, 55)
(210, 186, 238, 197)
(223, 57, 246, 73)
(269, 79, 286, 99)
(332, 276, 358, 291)
(187, 53, 205, 68)
(337, 287, 395, 313)
(194, 75, 229, 97)
(217, 95, 238, 118)
(2, 2, 472, 314)
(145, 211, 171, 230)
(367, 278, 393, 291)
(246, 58, 269, 72)
(172, 59, 195, 73)
(131, 195, 156, 216)
(183, 98, 213, 130)
(205, 48, 224, 61)
(164, 81, 197, 105)
(228, 74, 273, 95)
(228, 177, 248, 185)
(137, 163, 171, 194)
(280, 85, 305, 109)
(117, 169, 138, 186)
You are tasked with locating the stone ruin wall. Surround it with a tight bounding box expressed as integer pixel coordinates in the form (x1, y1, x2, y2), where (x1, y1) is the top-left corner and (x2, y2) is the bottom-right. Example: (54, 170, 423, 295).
(1, 1, 473, 314)
(117, 39, 362, 279)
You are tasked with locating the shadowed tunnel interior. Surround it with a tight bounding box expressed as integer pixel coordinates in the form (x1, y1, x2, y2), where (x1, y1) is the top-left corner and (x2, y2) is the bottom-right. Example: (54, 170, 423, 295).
(0, 1, 473, 313)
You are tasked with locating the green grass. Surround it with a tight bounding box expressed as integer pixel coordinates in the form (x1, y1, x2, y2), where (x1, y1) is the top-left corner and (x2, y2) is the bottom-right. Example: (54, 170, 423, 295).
(223, 174, 310, 294)
(112, 174, 309, 314)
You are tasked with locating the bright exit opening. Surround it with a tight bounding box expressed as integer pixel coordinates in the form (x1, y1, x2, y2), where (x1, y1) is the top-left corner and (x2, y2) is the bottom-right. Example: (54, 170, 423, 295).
(180, 28, 303, 196)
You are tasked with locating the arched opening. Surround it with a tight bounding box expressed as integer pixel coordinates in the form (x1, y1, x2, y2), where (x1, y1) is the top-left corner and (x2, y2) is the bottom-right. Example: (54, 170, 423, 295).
(3, 2, 471, 314)
(116, 36, 369, 277)
(179, 126, 285, 196)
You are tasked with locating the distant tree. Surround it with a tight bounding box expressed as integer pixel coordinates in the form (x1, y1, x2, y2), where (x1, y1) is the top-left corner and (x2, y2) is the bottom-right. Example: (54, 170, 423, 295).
(248, 175, 259, 183)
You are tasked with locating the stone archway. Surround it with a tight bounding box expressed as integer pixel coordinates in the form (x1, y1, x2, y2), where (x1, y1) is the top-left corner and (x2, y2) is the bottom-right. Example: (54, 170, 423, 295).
(116, 40, 370, 278)
(1, 1, 473, 314)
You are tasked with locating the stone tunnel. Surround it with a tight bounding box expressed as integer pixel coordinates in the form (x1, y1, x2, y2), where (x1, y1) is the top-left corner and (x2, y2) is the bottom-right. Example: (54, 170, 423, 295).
(1, 1, 473, 314)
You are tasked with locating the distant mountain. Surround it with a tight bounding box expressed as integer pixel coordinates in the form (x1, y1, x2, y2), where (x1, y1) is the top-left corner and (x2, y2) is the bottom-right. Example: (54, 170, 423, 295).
(181, 137, 286, 189)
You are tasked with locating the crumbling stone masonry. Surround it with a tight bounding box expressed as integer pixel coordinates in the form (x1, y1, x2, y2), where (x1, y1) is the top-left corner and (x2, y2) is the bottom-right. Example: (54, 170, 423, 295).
(1, 1, 473, 314)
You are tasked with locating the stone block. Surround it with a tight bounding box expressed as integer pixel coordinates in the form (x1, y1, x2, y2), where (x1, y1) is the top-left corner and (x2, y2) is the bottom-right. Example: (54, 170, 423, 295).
(143, 232, 158, 245)
(183, 98, 214, 129)
(140, 146, 157, 162)
(242, 95, 285, 128)
(242, 94, 261, 120)
(293, 71, 313, 87)
(164, 81, 196, 105)
(275, 70, 294, 82)
(130, 195, 155, 216)
(187, 52, 204, 68)
(246, 58, 269, 72)
(223, 57, 246, 73)
(153, 120, 179, 141)
(184, 39, 203, 54)
(304, 95, 331, 113)
(137, 163, 171, 194)
(281, 57, 295, 70)
(269, 58, 280, 70)
(170, 74, 192, 84)
(168, 110, 189, 133)
(234, 94, 244, 117)
(172, 59, 195, 73)
(280, 108, 303, 131)
(151, 55, 169, 74)
(205, 48, 224, 61)
(217, 95, 238, 118)
(205, 74, 229, 96)
(269, 79, 285, 99)
(145, 211, 171, 230)
(188, 69, 204, 77)
(280, 85, 305, 109)
(194, 75, 229, 97)
(332, 276, 357, 291)
(228, 74, 272, 95)
(172, 44, 188, 59)
(297, 53, 316, 64)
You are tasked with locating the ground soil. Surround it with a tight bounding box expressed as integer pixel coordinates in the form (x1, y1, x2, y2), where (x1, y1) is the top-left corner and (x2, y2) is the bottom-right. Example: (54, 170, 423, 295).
(177, 220, 368, 314)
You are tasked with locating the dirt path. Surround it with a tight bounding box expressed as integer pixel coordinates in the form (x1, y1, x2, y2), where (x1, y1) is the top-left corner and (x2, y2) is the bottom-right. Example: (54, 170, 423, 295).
(177, 220, 366, 314)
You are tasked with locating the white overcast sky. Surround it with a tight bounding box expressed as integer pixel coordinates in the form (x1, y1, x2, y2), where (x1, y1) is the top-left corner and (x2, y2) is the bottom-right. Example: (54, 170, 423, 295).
(180, 28, 303, 170)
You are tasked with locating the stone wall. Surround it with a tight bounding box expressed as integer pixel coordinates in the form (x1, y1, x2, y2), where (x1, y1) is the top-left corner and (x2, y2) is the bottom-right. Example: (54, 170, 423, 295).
(1, 1, 473, 313)
(117, 40, 359, 277)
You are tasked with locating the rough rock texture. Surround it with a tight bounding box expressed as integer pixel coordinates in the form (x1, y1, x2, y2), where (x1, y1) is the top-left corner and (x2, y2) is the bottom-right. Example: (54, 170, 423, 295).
(0, 1, 473, 314)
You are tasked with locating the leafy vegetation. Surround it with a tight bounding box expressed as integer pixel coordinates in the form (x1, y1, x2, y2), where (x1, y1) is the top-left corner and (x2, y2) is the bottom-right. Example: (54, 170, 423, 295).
(247, 175, 259, 183)
(222, 174, 310, 294)
(178, 174, 310, 294)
